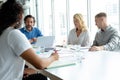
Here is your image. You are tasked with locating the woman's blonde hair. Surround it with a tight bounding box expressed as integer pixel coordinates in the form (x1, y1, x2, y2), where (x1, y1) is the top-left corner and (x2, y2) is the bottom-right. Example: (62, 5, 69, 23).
(73, 13, 87, 32)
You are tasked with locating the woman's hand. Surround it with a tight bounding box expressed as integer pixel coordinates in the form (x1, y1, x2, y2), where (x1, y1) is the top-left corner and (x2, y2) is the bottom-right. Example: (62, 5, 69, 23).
(51, 51, 59, 61)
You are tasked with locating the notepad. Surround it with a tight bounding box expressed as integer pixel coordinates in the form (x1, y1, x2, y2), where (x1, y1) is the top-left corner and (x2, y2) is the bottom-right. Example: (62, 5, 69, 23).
(38, 48, 76, 69)
(47, 60, 76, 69)
(47, 54, 76, 69)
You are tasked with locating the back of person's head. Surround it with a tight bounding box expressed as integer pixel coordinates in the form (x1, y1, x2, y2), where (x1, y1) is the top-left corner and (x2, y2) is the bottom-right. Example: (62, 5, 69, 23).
(0, 0, 23, 35)
(24, 15, 35, 23)
(95, 12, 107, 18)
(73, 13, 87, 32)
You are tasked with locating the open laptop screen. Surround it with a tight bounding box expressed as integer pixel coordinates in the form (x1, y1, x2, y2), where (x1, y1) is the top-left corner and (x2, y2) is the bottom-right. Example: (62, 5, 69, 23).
(35, 36, 55, 48)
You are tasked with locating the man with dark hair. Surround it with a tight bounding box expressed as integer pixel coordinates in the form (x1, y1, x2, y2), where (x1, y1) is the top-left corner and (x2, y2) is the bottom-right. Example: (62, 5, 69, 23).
(95, 12, 107, 18)
(20, 15, 43, 44)
(89, 12, 120, 51)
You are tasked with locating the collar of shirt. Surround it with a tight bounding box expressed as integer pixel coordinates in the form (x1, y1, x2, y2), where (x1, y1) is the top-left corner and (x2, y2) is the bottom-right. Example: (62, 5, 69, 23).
(101, 25, 111, 32)
(23, 26, 33, 32)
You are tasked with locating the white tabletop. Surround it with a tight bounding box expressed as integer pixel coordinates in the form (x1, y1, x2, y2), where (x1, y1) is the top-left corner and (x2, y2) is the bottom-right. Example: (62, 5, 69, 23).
(45, 50, 120, 80)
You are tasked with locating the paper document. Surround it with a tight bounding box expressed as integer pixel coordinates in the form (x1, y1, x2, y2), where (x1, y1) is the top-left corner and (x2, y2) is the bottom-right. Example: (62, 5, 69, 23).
(47, 53, 76, 69)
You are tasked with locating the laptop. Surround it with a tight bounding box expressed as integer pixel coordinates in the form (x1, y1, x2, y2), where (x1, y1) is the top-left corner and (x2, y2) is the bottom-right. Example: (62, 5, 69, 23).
(35, 36, 55, 51)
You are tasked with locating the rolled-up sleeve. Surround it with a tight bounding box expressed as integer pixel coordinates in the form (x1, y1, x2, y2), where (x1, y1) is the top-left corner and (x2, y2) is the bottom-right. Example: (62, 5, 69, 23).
(103, 31, 120, 51)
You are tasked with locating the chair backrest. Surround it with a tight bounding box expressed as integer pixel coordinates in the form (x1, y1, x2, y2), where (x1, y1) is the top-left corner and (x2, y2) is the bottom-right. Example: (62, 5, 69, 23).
(22, 73, 47, 80)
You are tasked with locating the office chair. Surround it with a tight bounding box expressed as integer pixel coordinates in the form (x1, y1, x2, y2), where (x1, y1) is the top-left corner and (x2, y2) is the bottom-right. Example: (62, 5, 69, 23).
(23, 65, 47, 80)
(22, 73, 47, 80)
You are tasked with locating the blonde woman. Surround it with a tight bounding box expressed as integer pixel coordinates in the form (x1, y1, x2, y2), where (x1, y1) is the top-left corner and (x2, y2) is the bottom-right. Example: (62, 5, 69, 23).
(67, 13, 90, 47)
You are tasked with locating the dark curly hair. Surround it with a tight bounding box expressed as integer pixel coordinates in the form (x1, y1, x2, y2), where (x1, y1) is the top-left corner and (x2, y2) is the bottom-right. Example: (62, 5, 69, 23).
(24, 15, 35, 23)
(0, 0, 24, 35)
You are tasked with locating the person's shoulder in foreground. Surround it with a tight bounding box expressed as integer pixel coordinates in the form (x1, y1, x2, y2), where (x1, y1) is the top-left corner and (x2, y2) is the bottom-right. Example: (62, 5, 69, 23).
(0, 0, 59, 80)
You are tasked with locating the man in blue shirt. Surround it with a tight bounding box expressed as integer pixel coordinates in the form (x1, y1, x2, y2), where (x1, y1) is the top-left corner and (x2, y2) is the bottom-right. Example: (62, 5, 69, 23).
(20, 15, 43, 44)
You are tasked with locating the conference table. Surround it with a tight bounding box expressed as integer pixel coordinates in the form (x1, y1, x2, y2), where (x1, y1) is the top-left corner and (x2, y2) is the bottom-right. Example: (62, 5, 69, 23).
(43, 46, 120, 80)
(28, 45, 120, 80)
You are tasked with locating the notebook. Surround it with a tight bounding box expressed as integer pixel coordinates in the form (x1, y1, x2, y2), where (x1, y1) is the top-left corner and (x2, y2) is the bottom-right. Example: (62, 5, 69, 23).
(47, 53, 76, 69)
(35, 36, 55, 48)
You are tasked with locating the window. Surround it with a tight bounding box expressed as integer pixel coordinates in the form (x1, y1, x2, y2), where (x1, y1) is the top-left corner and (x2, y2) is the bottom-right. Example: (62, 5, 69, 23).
(90, 0, 119, 41)
(29, 0, 120, 45)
